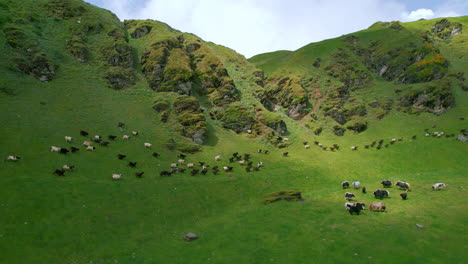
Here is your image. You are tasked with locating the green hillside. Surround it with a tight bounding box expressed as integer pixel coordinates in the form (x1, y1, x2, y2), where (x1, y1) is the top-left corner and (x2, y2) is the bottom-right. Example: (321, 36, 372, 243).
(0, 1, 467, 263)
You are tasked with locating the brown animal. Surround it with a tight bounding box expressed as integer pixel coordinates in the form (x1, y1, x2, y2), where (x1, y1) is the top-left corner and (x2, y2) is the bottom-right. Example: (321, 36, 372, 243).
(369, 202, 386, 212)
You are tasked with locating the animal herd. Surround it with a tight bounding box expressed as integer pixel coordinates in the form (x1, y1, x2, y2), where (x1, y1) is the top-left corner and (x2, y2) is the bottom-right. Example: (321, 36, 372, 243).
(340, 179, 448, 215)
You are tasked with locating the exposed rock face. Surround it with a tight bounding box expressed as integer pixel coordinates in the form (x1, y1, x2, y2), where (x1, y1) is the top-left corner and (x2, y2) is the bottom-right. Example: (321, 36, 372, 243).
(253, 70, 264, 87)
(16, 52, 56, 82)
(173, 95, 207, 144)
(432, 18, 463, 39)
(399, 79, 454, 115)
(218, 103, 255, 133)
(333, 125, 346, 136)
(131, 25, 151, 39)
(347, 122, 368, 133)
(261, 76, 310, 120)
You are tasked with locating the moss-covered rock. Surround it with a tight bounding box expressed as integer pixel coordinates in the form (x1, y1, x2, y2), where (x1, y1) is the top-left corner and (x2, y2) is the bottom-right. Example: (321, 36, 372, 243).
(130, 25, 151, 39)
(333, 125, 346, 136)
(41, 0, 87, 20)
(105, 67, 135, 90)
(257, 110, 288, 135)
(347, 122, 368, 133)
(399, 78, 454, 115)
(219, 103, 255, 133)
(432, 18, 463, 39)
(173, 95, 207, 144)
(102, 39, 133, 68)
(153, 99, 171, 112)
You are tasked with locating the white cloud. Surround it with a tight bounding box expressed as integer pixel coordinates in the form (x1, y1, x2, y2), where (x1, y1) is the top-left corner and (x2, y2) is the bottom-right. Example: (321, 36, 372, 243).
(402, 8, 435, 21)
(85, 0, 465, 58)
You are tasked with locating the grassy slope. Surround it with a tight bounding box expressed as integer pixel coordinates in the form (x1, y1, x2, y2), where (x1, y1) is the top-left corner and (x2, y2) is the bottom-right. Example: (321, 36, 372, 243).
(0, 2, 467, 263)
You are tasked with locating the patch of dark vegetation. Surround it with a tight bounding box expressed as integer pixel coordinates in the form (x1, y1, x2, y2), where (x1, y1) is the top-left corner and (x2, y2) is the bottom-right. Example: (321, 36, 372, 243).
(314, 127, 323, 135)
(256, 109, 288, 135)
(0, 86, 17, 96)
(262, 191, 303, 204)
(324, 49, 372, 91)
(105, 67, 135, 90)
(324, 104, 367, 125)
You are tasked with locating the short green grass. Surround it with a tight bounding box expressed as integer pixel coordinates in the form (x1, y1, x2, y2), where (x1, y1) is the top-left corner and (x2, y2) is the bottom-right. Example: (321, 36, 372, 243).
(0, 1, 467, 264)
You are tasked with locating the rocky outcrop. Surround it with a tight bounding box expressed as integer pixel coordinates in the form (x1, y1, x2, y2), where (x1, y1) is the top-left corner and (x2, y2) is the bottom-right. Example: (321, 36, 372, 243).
(256, 110, 288, 135)
(140, 36, 239, 105)
(261, 75, 311, 120)
(131, 25, 151, 39)
(399, 79, 454, 115)
(173, 95, 207, 144)
(432, 18, 463, 39)
(217, 103, 255, 133)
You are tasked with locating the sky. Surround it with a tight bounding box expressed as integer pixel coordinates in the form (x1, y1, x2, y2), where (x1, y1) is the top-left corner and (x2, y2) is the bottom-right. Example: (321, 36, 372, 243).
(84, 0, 467, 58)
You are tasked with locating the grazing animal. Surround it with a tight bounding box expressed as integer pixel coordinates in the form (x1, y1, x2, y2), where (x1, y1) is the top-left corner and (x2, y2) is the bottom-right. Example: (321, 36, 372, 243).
(412, 135, 417, 140)
(86, 146, 95, 151)
(152, 152, 160, 157)
(80, 130, 89, 136)
(341, 181, 350, 189)
(117, 122, 125, 128)
(93, 135, 101, 142)
(178, 159, 185, 164)
(395, 181, 411, 190)
(6, 155, 21, 161)
(178, 168, 186, 173)
(117, 154, 126, 160)
(364, 145, 369, 149)
(239, 160, 245, 165)
(257, 149, 262, 153)
(369, 202, 386, 212)
(132, 131, 139, 136)
(373, 189, 390, 199)
(51, 146, 61, 152)
(160, 171, 172, 177)
(303, 141, 308, 145)
(82, 141, 92, 147)
(257, 162, 263, 167)
(263, 150, 269, 154)
(65, 136, 72, 143)
(53, 169, 66, 176)
(201, 169, 208, 175)
(212, 169, 219, 175)
(283, 137, 289, 142)
(70, 147, 80, 153)
(144, 143, 152, 148)
(100, 141, 110, 146)
(223, 166, 233, 171)
(282, 152, 288, 157)
(178, 154, 186, 159)
(381, 180, 392, 188)
(351, 146, 358, 150)
(245, 167, 251, 172)
(215, 155, 221, 161)
(60, 148, 70, 154)
(229, 157, 234, 162)
(190, 169, 199, 176)
(108, 135, 117, 140)
(112, 174, 122, 180)
(244, 153, 250, 160)
(212, 166, 219, 171)
(122, 135, 130, 140)
(362, 187, 366, 194)
(187, 163, 194, 168)
(128, 162, 137, 167)
(304, 145, 310, 149)
(232, 152, 239, 157)
(400, 193, 408, 200)
(346, 202, 366, 215)
(62, 165, 75, 170)
(345, 192, 355, 201)
(432, 183, 448, 190)
(170, 163, 178, 168)
(352, 181, 361, 189)
(135, 172, 144, 178)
